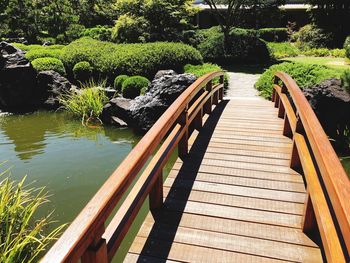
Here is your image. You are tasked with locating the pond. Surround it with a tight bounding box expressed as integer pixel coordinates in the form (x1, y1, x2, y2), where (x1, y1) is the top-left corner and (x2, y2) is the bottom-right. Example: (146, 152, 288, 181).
(0, 111, 176, 261)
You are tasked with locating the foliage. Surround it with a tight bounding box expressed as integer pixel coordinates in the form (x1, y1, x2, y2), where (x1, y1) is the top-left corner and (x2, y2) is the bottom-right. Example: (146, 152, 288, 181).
(59, 81, 108, 125)
(294, 24, 332, 49)
(114, 75, 129, 92)
(122, 76, 150, 99)
(184, 63, 229, 88)
(64, 23, 86, 43)
(257, 28, 288, 42)
(0, 168, 65, 262)
(341, 70, 350, 93)
(345, 36, 350, 59)
(194, 27, 271, 63)
(81, 26, 112, 41)
(31, 57, 66, 75)
(25, 48, 62, 61)
(73, 61, 93, 82)
(267, 42, 299, 59)
(255, 62, 340, 98)
(113, 0, 197, 43)
(60, 38, 203, 80)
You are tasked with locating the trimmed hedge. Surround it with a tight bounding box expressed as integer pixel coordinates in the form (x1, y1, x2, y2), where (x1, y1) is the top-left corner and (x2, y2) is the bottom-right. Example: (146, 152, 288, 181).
(122, 76, 150, 99)
(255, 62, 340, 99)
(73, 61, 93, 82)
(60, 38, 203, 80)
(25, 48, 62, 61)
(31, 57, 66, 75)
(114, 75, 129, 91)
(258, 28, 288, 42)
(194, 27, 271, 64)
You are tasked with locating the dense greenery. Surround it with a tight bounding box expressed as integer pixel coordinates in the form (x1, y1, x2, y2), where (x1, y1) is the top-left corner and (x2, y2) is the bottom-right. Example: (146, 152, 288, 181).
(114, 75, 129, 92)
(73, 61, 93, 82)
(60, 38, 203, 80)
(341, 70, 350, 93)
(122, 76, 150, 99)
(59, 81, 109, 125)
(191, 27, 271, 63)
(0, 169, 65, 262)
(183, 63, 228, 88)
(31, 57, 66, 75)
(345, 36, 350, 60)
(25, 48, 62, 61)
(112, 0, 197, 43)
(293, 24, 332, 49)
(81, 26, 112, 41)
(255, 62, 340, 98)
(257, 28, 288, 42)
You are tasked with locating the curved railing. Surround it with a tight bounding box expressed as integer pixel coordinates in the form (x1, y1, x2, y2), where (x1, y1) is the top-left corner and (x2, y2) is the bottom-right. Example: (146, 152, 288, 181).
(41, 71, 225, 262)
(272, 72, 350, 263)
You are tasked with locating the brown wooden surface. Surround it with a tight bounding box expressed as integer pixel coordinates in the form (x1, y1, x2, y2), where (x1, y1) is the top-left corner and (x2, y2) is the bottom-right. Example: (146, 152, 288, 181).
(125, 98, 323, 263)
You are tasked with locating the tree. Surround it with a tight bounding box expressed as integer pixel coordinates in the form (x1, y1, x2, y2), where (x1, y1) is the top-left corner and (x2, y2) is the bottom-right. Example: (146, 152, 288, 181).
(307, 0, 350, 47)
(203, 0, 283, 48)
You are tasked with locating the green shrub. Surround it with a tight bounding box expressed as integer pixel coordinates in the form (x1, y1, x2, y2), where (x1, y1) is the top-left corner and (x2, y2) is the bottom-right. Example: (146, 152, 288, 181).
(255, 62, 340, 99)
(341, 70, 350, 93)
(65, 23, 86, 43)
(258, 28, 288, 42)
(81, 25, 112, 41)
(114, 75, 129, 91)
(0, 169, 65, 262)
(31, 57, 66, 75)
(295, 24, 332, 49)
(59, 81, 108, 124)
(330, 48, 346, 58)
(122, 76, 150, 99)
(195, 27, 271, 63)
(60, 37, 203, 80)
(183, 63, 228, 89)
(73, 61, 93, 82)
(11, 43, 42, 52)
(344, 36, 350, 59)
(25, 48, 62, 61)
(267, 42, 299, 59)
(301, 48, 330, 57)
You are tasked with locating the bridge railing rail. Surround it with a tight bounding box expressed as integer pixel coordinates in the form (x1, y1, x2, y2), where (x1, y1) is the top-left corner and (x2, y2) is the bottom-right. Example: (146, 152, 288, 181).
(41, 71, 225, 263)
(273, 72, 350, 263)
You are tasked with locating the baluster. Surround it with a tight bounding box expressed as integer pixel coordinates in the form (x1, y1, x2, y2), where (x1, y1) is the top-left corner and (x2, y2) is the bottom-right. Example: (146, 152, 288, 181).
(193, 108, 203, 131)
(178, 110, 189, 160)
(278, 99, 285, 118)
(302, 193, 316, 233)
(149, 170, 163, 213)
(204, 80, 213, 114)
(219, 75, 224, 100)
(81, 225, 108, 263)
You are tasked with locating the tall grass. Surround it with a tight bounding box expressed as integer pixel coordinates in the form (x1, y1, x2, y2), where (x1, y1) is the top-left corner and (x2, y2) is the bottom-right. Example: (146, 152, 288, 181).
(59, 81, 109, 125)
(0, 165, 66, 262)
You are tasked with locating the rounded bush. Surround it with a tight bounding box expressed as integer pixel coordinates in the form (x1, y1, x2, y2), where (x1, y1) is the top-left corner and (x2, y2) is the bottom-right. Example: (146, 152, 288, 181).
(73, 61, 93, 82)
(295, 24, 332, 49)
(114, 75, 129, 91)
(31, 57, 66, 75)
(122, 76, 149, 99)
(60, 38, 203, 80)
(25, 48, 62, 61)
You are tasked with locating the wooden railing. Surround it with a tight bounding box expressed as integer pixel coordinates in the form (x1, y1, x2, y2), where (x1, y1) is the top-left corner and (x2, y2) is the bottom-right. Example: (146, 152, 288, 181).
(272, 72, 350, 263)
(41, 71, 225, 263)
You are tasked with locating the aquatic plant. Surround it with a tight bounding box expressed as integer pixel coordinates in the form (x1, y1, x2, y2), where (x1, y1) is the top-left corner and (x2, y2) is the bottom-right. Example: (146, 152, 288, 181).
(0, 165, 65, 262)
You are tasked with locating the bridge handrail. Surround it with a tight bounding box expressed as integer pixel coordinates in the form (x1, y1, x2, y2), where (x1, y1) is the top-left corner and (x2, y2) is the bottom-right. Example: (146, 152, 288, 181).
(41, 71, 225, 263)
(273, 72, 350, 261)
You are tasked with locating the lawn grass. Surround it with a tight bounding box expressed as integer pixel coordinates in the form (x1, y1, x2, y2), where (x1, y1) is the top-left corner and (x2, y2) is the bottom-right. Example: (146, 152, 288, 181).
(282, 56, 350, 71)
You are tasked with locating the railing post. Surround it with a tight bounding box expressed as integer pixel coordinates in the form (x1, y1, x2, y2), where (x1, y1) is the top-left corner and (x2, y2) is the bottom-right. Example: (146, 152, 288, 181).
(81, 225, 108, 263)
(302, 193, 316, 233)
(278, 99, 285, 118)
(178, 110, 189, 160)
(219, 75, 224, 100)
(193, 108, 203, 131)
(204, 81, 213, 114)
(149, 170, 163, 213)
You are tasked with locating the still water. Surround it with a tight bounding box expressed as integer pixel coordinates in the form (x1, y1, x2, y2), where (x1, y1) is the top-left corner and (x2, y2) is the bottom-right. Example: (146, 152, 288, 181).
(0, 111, 175, 261)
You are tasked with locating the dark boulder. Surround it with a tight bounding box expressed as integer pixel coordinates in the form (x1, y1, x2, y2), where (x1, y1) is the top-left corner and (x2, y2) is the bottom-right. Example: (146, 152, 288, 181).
(102, 73, 197, 133)
(154, 70, 177, 80)
(36, 71, 72, 110)
(303, 78, 350, 140)
(0, 42, 38, 110)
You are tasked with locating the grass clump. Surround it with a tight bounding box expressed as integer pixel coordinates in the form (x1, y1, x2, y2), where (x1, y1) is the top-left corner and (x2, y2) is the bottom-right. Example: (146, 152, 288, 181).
(255, 62, 340, 99)
(59, 81, 108, 125)
(31, 57, 66, 75)
(114, 75, 129, 92)
(122, 76, 150, 99)
(73, 61, 93, 82)
(0, 167, 65, 262)
(60, 37, 203, 80)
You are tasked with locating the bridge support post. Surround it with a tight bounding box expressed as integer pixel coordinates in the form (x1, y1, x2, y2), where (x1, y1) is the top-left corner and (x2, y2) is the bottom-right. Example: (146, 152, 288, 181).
(302, 193, 316, 233)
(204, 81, 213, 114)
(194, 108, 203, 131)
(283, 116, 293, 138)
(150, 171, 163, 212)
(178, 111, 189, 160)
(81, 225, 108, 263)
(219, 75, 224, 100)
(278, 99, 285, 118)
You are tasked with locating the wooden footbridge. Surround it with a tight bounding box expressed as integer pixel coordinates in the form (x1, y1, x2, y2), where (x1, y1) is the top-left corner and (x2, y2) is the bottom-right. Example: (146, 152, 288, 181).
(42, 72, 350, 263)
